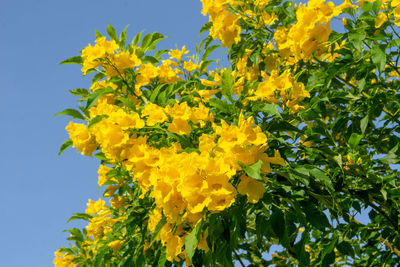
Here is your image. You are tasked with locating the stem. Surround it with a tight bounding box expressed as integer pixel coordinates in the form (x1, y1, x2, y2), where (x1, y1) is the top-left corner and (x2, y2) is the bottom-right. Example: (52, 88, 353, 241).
(380, 238, 400, 257)
(233, 249, 246, 267)
(350, 216, 400, 257)
(390, 25, 400, 39)
(104, 57, 149, 104)
(343, 188, 399, 233)
(369, 201, 399, 232)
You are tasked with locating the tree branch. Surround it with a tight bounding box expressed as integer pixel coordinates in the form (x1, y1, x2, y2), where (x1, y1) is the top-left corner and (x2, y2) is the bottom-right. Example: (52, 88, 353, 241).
(233, 249, 246, 267)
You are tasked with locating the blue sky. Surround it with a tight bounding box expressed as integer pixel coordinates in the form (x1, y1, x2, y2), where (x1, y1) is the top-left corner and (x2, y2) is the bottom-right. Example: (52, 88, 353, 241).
(1, 1, 206, 266)
(1, 1, 371, 266)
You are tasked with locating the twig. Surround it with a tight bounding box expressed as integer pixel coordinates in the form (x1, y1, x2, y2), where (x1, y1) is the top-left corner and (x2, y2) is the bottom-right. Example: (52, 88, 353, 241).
(349, 217, 400, 257)
(233, 249, 246, 267)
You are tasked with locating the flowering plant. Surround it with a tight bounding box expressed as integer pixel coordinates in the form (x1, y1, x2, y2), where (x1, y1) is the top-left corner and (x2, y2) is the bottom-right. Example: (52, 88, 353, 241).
(55, 0, 400, 266)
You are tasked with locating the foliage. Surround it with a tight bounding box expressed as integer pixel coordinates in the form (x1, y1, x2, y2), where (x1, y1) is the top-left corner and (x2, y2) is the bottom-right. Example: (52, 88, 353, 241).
(55, 0, 400, 266)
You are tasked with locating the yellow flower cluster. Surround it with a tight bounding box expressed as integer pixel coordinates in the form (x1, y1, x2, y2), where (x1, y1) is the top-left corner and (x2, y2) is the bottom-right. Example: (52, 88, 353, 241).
(392, 0, 400, 26)
(138, 113, 286, 261)
(201, 0, 241, 47)
(134, 47, 193, 93)
(81, 36, 141, 77)
(66, 91, 286, 261)
(53, 251, 76, 267)
(274, 0, 341, 62)
(65, 121, 97, 156)
(247, 70, 310, 112)
(85, 200, 123, 240)
(58, 9, 317, 262)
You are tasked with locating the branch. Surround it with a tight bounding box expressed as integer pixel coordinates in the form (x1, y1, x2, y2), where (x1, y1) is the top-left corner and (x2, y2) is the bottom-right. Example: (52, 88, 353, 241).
(369, 201, 399, 232)
(233, 249, 246, 267)
(350, 217, 400, 257)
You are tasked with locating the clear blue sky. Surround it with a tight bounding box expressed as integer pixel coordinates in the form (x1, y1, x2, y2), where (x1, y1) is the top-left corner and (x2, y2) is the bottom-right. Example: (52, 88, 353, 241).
(1, 1, 370, 266)
(1, 1, 206, 266)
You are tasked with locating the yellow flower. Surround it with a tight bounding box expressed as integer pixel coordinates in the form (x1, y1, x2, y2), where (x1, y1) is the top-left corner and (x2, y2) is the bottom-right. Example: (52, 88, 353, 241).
(108, 240, 124, 251)
(158, 63, 181, 83)
(85, 198, 106, 215)
(169, 46, 189, 61)
(135, 63, 159, 89)
(168, 118, 191, 135)
(65, 121, 97, 156)
(210, 10, 241, 47)
(107, 109, 145, 130)
(53, 251, 76, 267)
(262, 11, 277, 25)
(183, 60, 199, 73)
(197, 89, 220, 101)
(81, 37, 119, 74)
(104, 50, 142, 78)
(237, 175, 265, 203)
(98, 165, 113, 186)
(104, 185, 119, 197)
(375, 12, 388, 28)
(165, 102, 191, 120)
(142, 103, 168, 126)
(110, 196, 126, 209)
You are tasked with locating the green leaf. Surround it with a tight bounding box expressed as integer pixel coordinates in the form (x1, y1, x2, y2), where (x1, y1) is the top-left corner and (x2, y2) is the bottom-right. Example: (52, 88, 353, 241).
(288, 166, 311, 186)
(94, 245, 108, 267)
(185, 221, 202, 261)
(53, 108, 86, 120)
(65, 228, 84, 242)
(92, 72, 106, 83)
(69, 88, 90, 97)
(254, 103, 282, 118)
(349, 31, 366, 51)
(95, 30, 103, 39)
(360, 1, 372, 11)
(348, 133, 363, 150)
(67, 213, 93, 223)
(304, 205, 330, 230)
(240, 160, 263, 181)
(86, 87, 115, 109)
(208, 98, 233, 114)
(58, 139, 72, 156)
(154, 49, 169, 60)
(157, 248, 167, 267)
(94, 152, 107, 161)
(269, 120, 300, 132)
(333, 154, 343, 169)
(59, 56, 83, 65)
(116, 97, 136, 111)
(150, 217, 167, 246)
(336, 241, 355, 257)
(119, 26, 128, 47)
(198, 22, 212, 37)
(360, 115, 368, 134)
(202, 45, 220, 62)
(380, 152, 400, 164)
(141, 32, 164, 51)
(310, 168, 334, 191)
(249, 47, 261, 65)
(157, 90, 167, 106)
(88, 115, 107, 128)
(221, 69, 234, 102)
(132, 31, 143, 47)
(371, 44, 386, 73)
(321, 235, 338, 264)
(270, 209, 285, 240)
(150, 84, 167, 103)
(200, 59, 216, 72)
(107, 24, 117, 42)
(141, 56, 159, 64)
